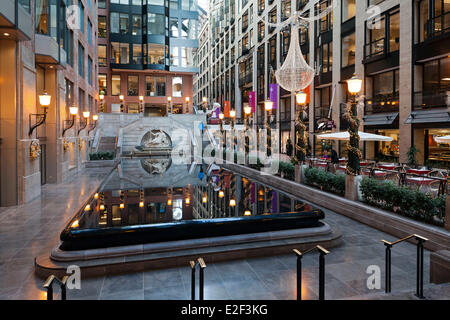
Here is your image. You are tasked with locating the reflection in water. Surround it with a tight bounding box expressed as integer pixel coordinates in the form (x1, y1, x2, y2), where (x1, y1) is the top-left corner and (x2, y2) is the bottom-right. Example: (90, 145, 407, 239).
(71, 159, 320, 231)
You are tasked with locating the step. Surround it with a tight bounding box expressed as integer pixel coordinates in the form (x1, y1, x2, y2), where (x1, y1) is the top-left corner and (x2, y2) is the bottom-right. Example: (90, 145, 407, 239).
(343, 283, 450, 300)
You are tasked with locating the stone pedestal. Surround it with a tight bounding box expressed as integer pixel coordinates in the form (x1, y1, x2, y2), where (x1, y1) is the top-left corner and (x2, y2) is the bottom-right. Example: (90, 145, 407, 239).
(445, 195, 450, 231)
(345, 174, 362, 201)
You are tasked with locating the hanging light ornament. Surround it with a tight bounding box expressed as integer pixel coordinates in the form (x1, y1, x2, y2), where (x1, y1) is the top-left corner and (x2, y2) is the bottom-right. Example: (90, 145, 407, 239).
(274, 23, 315, 92)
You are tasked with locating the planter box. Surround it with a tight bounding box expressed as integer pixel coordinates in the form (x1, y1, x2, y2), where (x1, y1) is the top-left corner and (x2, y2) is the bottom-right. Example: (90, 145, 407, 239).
(85, 159, 117, 168)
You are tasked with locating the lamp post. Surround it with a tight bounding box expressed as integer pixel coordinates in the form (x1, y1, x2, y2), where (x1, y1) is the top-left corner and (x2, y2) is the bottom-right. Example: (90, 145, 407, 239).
(119, 95, 124, 113)
(295, 91, 308, 164)
(202, 96, 208, 112)
(185, 96, 190, 114)
(346, 75, 363, 175)
(29, 91, 51, 136)
(219, 112, 225, 159)
(244, 105, 252, 163)
(264, 100, 274, 158)
(167, 96, 172, 114)
(99, 92, 105, 113)
(230, 109, 236, 157)
(139, 95, 144, 114)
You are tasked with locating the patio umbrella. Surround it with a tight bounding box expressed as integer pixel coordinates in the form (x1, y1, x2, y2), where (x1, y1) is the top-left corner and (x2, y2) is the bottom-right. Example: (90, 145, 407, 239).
(316, 131, 394, 142)
(434, 135, 450, 144)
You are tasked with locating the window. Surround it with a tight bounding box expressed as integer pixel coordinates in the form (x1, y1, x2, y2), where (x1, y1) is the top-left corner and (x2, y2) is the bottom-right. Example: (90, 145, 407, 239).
(132, 15, 142, 36)
(111, 42, 129, 64)
(99, 74, 107, 95)
(389, 11, 400, 53)
(181, 19, 197, 39)
(88, 20, 93, 46)
(79, 88, 85, 111)
(98, 16, 107, 38)
(78, 42, 85, 77)
(112, 75, 121, 96)
(281, 0, 291, 21)
(417, 56, 450, 109)
(79, 2, 85, 32)
(181, 47, 196, 67)
(170, 47, 179, 66)
(88, 57, 93, 85)
(170, 0, 178, 9)
(258, 0, 264, 13)
(120, 13, 129, 35)
(148, 0, 165, 5)
(342, 0, 356, 22)
(98, 45, 107, 66)
(111, 13, 119, 34)
(315, 0, 333, 33)
(368, 70, 399, 113)
(317, 42, 332, 73)
(148, 44, 165, 64)
(172, 77, 183, 97)
(341, 32, 355, 67)
(258, 21, 265, 40)
(145, 76, 166, 96)
(128, 76, 139, 96)
(170, 18, 179, 37)
(98, 0, 106, 8)
(133, 44, 142, 64)
(148, 14, 165, 34)
(19, 0, 31, 13)
(66, 79, 74, 107)
(35, 0, 53, 36)
(67, 30, 74, 67)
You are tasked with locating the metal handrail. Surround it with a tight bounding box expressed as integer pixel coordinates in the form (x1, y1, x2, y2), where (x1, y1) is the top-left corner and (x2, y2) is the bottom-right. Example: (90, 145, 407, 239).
(190, 257, 206, 300)
(43, 275, 69, 300)
(293, 246, 330, 300)
(381, 234, 428, 298)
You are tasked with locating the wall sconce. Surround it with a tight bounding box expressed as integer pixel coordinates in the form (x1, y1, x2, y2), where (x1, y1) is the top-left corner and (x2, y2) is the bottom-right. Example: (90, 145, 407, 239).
(62, 105, 78, 137)
(88, 114, 98, 135)
(78, 111, 90, 135)
(29, 91, 51, 136)
(218, 190, 224, 198)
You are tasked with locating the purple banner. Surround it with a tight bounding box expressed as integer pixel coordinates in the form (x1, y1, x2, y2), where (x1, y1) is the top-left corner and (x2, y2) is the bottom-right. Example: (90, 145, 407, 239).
(248, 91, 256, 113)
(271, 191, 278, 213)
(269, 83, 278, 109)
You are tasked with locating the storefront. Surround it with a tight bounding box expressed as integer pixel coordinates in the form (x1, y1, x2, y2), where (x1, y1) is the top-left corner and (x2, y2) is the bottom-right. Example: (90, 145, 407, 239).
(425, 129, 450, 168)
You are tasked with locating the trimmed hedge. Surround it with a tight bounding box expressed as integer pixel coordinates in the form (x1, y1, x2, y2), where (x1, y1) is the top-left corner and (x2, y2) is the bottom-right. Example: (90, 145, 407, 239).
(304, 167, 345, 196)
(360, 177, 446, 226)
(89, 151, 114, 160)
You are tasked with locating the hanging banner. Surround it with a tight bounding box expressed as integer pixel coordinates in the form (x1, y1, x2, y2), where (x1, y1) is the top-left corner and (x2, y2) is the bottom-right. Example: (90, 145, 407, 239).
(304, 84, 311, 104)
(269, 83, 278, 109)
(248, 91, 256, 113)
(224, 174, 230, 188)
(224, 101, 230, 118)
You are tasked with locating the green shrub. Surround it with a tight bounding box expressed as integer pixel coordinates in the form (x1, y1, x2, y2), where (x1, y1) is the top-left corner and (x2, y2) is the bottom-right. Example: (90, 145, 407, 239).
(304, 167, 345, 196)
(279, 161, 295, 181)
(89, 151, 114, 161)
(360, 177, 445, 226)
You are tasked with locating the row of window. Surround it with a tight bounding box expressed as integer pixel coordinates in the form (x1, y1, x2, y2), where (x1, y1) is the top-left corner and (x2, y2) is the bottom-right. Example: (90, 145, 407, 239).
(65, 79, 96, 113)
(98, 75, 184, 98)
(109, 0, 197, 11)
(98, 42, 196, 67)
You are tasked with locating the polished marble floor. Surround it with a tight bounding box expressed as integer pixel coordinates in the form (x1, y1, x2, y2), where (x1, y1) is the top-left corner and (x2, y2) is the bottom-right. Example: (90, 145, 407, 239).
(0, 167, 447, 300)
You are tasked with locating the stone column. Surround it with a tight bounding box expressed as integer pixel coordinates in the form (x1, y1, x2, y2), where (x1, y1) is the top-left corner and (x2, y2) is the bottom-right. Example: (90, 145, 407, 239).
(399, 1, 414, 164)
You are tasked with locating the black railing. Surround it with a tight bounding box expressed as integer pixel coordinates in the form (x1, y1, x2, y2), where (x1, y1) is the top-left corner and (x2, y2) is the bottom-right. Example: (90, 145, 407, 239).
(293, 246, 330, 300)
(425, 12, 450, 40)
(413, 90, 449, 110)
(43, 275, 68, 300)
(364, 38, 385, 59)
(190, 257, 206, 300)
(382, 234, 428, 299)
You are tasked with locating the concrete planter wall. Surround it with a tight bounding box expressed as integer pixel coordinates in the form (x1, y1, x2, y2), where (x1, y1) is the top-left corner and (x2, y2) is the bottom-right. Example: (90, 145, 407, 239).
(84, 159, 117, 168)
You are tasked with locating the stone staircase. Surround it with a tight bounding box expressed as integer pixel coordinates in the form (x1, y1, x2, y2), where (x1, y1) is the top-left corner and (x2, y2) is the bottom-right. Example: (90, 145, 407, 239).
(96, 136, 117, 153)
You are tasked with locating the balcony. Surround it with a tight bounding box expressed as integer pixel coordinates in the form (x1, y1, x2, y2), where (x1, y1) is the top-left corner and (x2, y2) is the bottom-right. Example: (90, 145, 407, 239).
(0, 0, 32, 40)
(414, 90, 449, 110)
(424, 12, 450, 41)
(239, 72, 252, 87)
(35, 34, 66, 67)
(364, 38, 385, 60)
(365, 96, 399, 114)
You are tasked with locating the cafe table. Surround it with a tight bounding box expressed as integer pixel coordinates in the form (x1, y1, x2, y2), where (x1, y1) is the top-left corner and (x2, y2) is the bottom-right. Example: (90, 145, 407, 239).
(405, 176, 435, 186)
(406, 169, 432, 175)
(378, 164, 397, 170)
